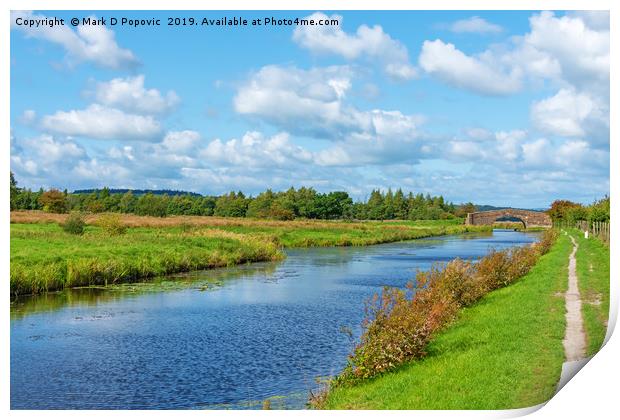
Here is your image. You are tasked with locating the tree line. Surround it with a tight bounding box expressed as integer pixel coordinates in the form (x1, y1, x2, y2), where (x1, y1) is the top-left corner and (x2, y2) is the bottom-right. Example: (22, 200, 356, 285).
(547, 197, 610, 225)
(10, 172, 467, 221)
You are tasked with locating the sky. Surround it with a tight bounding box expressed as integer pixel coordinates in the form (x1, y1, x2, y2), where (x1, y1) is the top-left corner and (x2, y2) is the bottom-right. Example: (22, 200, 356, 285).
(10, 10, 610, 207)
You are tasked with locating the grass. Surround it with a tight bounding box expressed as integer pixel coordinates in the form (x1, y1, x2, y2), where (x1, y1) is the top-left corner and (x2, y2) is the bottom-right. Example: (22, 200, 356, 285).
(10, 223, 283, 295)
(10, 211, 491, 295)
(216, 223, 490, 248)
(572, 229, 610, 356)
(321, 233, 571, 409)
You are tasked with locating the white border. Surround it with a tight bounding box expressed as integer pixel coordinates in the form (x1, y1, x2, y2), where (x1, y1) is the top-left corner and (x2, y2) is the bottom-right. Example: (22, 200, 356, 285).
(2, 1, 617, 419)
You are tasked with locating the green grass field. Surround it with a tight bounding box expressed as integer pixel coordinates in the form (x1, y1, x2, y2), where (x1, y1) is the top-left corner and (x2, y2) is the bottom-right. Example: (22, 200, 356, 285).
(322, 233, 571, 409)
(10, 217, 490, 295)
(573, 230, 610, 355)
(10, 223, 282, 295)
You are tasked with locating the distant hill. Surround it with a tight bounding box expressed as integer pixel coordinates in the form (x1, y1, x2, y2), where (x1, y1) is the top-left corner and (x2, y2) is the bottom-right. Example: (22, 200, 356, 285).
(475, 205, 548, 212)
(72, 188, 203, 197)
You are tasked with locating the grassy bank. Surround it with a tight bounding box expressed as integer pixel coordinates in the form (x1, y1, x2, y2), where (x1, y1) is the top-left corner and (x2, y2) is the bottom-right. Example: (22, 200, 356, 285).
(215, 223, 489, 248)
(573, 230, 610, 355)
(322, 233, 570, 409)
(10, 212, 491, 295)
(10, 223, 283, 296)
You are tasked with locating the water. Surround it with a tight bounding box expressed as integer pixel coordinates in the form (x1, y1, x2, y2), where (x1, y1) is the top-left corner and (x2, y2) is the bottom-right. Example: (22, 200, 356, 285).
(10, 230, 539, 409)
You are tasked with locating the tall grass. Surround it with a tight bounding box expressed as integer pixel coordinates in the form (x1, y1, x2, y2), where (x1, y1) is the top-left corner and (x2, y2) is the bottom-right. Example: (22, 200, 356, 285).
(323, 229, 558, 389)
(10, 223, 283, 296)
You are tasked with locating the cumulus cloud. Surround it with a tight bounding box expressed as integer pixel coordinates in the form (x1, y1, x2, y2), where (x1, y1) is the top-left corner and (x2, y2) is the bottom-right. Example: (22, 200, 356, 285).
(201, 132, 313, 168)
(449, 17, 503, 34)
(41, 104, 162, 141)
(234, 65, 422, 143)
(11, 11, 138, 69)
(91, 75, 180, 115)
(569, 11, 609, 30)
(10, 134, 88, 184)
(530, 88, 608, 139)
(161, 130, 201, 152)
(419, 40, 522, 95)
(292, 12, 417, 80)
(420, 11, 609, 96)
(523, 11, 609, 94)
(445, 128, 606, 176)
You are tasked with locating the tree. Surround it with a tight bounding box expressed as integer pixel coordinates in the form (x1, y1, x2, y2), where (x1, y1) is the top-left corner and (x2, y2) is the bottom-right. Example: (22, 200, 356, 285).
(547, 200, 581, 222)
(367, 189, 385, 220)
(295, 187, 320, 219)
(588, 196, 610, 222)
(393, 189, 407, 219)
(383, 189, 395, 219)
(455, 202, 477, 218)
(119, 191, 137, 213)
(135, 193, 168, 217)
(214, 191, 248, 217)
(10, 172, 19, 210)
(38, 189, 68, 213)
(246, 189, 276, 218)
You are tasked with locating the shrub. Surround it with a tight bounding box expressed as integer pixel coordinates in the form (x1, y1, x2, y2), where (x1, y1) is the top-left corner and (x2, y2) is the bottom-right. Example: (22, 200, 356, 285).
(424, 258, 486, 307)
(335, 229, 559, 385)
(61, 212, 86, 235)
(337, 284, 459, 383)
(38, 189, 68, 213)
(475, 249, 513, 291)
(96, 214, 127, 236)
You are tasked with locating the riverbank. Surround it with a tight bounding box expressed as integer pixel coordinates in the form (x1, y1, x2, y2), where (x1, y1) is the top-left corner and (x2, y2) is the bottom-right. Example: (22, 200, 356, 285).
(10, 213, 491, 296)
(320, 231, 570, 409)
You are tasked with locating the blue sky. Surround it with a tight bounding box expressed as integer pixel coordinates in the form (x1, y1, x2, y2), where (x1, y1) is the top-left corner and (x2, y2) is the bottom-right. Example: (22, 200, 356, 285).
(10, 10, 610, 207)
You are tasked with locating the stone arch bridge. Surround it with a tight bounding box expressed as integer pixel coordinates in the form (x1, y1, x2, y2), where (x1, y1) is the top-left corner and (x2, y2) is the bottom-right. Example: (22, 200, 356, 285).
(465, 209, 552, 229)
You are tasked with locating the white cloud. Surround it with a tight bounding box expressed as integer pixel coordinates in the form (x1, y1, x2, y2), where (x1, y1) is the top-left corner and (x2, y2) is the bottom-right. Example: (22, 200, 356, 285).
(11, 156, 38, 176)
(73, 159, 132, 182)
(420, 12, 609, 97)
(521, 138, 551, 168)
(292, 12, 417, 80)
(201, 132, 313, 168)
(161, 130, 201, 153)
(108, 146, 135, 161)
(11, 134, 88, 183)
(495, 130, 527, 161)
(449, 141, 483, 159)
(234, 65, 422, 143)
(530, 88, 608, 139)
(465, 127, 493, 141)
(31, 134, 86, 164)
(419, 40, 522, 95)
(449, 17, 503, 34)
(524, 11, 609, 91)
(41, 104, 162, 141)
(11, 11, 138, 69)
(92, 75, 180, 115)
(569, 11, 609, 30)
(234, 65, 361, 138)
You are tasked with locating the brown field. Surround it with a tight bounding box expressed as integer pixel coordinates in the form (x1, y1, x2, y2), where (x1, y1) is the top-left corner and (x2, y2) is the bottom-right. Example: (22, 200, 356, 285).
(10, 210, 428, 230)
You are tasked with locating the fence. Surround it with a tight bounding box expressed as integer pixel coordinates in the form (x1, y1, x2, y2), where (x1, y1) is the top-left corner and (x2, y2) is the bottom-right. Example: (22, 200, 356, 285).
(555, 220, 610, 243)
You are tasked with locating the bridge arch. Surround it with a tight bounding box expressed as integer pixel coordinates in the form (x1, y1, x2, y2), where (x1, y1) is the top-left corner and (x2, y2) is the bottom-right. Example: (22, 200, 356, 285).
(465, 209, 552, 229)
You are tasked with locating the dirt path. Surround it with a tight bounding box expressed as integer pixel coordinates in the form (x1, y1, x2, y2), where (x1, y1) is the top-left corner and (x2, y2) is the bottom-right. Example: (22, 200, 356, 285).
(556, 235, 588, 392)
(563, 235, 586, 361)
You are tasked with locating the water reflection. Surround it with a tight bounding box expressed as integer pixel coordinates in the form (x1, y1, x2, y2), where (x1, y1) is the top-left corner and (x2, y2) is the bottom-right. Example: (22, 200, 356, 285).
(11, 230, 539, 409)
